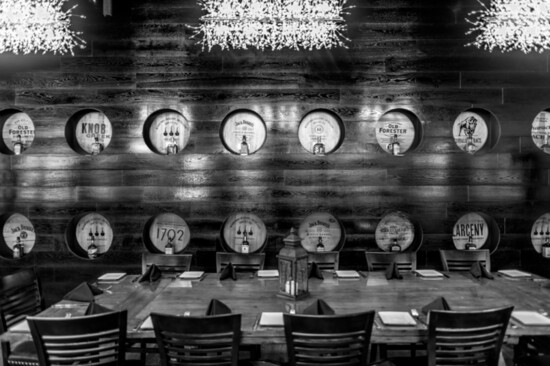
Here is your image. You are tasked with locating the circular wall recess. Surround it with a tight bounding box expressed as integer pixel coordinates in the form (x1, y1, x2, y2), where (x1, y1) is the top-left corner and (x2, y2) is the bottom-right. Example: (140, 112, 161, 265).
(375, 109, 423, 156)
(143, 213, 191, 254)
(143, 109, 191, 155)
(452, 108, 500, 155)
(298, 109, 345, 156)
(65, 109, 113, 155)
(219, 109, 267, 155)
(220, 213, 267, 253)
(374, 211, 423, 252)
(451, 212, 500, 253)
(65, 212, 114, 260)
(298, 212, 345, 252)
(0, 109, 35, 155)
(0, 213, 36, 260)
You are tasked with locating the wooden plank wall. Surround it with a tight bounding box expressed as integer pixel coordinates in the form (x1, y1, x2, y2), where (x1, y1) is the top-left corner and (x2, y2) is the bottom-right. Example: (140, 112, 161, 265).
(1, 0, 550, 303)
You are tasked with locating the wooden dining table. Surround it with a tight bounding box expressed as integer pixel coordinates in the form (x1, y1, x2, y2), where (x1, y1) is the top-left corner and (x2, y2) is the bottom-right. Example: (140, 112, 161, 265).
(2, 269, 550, 362)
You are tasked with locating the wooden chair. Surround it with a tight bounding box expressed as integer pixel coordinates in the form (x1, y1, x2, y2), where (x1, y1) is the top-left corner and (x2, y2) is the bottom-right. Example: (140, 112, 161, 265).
(27, 310, 128, 366)
(141, 253, 192, 274)
(439, 249, 491, 272)
(0, 268, 44, 333)
(215, 252, 265, 273)
(427, 306, 513, 366)
(151, 313, 241, 366)
(308, 251, 340, 271)
(0, 269, 43, 366)
(283, 311, 375, 366)
(365, 252, 417, 272)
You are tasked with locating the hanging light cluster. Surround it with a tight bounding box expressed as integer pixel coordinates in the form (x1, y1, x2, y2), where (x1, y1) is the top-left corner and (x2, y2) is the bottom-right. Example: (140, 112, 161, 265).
(191, 0, 352, 51)
(466, 0, 550, 53)
(0, 0, 86, 55)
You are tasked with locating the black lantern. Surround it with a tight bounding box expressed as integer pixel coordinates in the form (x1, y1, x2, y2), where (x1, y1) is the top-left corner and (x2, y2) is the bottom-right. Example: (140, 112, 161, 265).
(278, 228, 309, 300)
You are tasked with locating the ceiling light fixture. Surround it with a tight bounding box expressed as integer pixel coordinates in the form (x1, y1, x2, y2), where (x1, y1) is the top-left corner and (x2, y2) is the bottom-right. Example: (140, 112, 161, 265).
(0, 0, 86, 55)
(191, 0, 352, 51)
(466, 0, 550, 53)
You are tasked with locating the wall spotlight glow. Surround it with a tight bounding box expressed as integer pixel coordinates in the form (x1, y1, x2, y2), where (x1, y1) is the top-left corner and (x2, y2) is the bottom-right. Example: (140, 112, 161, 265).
(0, 0, 86, 55)
(466, 0, 550, 53)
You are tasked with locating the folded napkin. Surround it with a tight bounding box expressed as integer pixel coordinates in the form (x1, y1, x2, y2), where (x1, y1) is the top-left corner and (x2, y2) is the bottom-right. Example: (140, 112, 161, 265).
(63, 282, 103, 302)
(421, 296, 451, 316)
(219, 263, 237, 281)
(302, 299, 335, 315)
(385, 261, 403, 280)
(139, 264, 162, 283)
(85, 302, 113, 315)
(308, 262, 324, 279)
(205, 299, 232, 316)
(469, 261, 494, 279)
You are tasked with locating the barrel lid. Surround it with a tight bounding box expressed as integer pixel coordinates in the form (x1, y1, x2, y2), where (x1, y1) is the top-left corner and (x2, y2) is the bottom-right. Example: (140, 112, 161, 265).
(530, 213, 550, 254)
(0, 110, 35, 155)
(143, 109, 191, 155)
(452, 212, 500, 253)
(0, 212, 36, 260)
(219, 109, 267, 155)
(220, 213, 268, 253)
(298, 212, 345, 252)
(298, 109, 344, 155)
(375, 211, 423, 252)
(65, 212, 114, 260)
(143, 213, 191, 254)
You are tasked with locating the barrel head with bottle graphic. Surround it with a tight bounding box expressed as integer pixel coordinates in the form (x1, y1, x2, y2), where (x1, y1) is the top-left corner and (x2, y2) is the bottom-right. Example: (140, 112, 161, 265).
(298, 212, 345, 252)
(220, 109, 267, 155)
(143, 213, 191, 254)
(531, 213, 550, 257)
(375, 211, 422, 252)
(220, 213, 267, 253)
(452, 212, 499, 253)
(144, 109, 191, 155)
(65, 109, 112, 155)
(375, 109, 422, 156)
(531, 109, 550, 154)
(65, 212, 114, 260)
(0, 213, 36, 260)
(298, 110, 344, 155)
(0, 110, 35, 155)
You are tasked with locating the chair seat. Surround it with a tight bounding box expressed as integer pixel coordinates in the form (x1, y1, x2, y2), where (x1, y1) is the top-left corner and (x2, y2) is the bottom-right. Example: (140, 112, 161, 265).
(517, 355, 550, 366)
(7, 340, 38, 366)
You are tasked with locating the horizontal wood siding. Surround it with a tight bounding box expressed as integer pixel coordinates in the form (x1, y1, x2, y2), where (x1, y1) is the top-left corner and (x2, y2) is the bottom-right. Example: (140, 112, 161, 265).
(1, 0, 550, 303)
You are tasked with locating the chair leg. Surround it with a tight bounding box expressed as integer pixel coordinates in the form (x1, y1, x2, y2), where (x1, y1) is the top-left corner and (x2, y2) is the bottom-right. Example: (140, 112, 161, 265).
(1, 340, 11, 366)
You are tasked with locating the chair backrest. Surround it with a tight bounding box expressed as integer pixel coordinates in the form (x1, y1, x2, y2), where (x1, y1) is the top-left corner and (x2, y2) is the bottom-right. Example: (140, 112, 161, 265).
(151, 313, 241, 366)
(142, 253, 192, 274)
(365, 252, 417, 272)
(439, 249, 491, 272)
(427, 307, 513, 366)
(308, 251, 340, 271)
(215, 252, 265, 273)
(283, 311, 375, 366)
(0, 268, 43, 333)
(28, 310, 128, 366)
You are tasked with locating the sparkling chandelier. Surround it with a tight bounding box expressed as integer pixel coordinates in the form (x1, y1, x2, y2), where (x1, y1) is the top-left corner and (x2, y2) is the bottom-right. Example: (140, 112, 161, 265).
(191, 0, 352, 51)
(0, 0, 86, 55)
(466, 0, 550, 53)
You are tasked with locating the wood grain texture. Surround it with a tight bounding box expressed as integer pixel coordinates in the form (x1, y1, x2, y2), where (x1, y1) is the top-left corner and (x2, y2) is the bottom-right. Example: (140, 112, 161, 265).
(1, 0, 550, 297)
